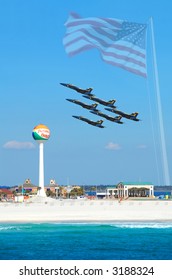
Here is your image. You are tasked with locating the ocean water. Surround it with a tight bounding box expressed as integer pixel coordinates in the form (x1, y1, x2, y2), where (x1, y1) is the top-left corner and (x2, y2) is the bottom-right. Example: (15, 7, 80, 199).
(0, 222, 172, 260)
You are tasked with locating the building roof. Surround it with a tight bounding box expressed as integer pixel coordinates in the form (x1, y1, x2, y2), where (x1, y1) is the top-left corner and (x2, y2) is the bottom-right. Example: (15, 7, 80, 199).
(106, 186, 117, 189)
(23, 183, 38, 189)
(119, 182, 153, 186)
(0, 189, 13, 194)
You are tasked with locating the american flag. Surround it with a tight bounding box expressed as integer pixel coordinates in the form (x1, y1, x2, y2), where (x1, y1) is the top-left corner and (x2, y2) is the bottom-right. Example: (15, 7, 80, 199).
(63, 12, 147, 77)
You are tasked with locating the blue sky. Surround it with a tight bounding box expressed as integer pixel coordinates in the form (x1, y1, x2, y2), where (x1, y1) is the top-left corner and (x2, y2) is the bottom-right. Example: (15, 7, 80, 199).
(0, 0, 171, 186)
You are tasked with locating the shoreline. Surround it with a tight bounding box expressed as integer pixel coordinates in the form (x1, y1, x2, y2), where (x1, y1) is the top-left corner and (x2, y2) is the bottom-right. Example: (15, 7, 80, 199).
(1, 198, 172, 223)
(0, 220, 172, 224)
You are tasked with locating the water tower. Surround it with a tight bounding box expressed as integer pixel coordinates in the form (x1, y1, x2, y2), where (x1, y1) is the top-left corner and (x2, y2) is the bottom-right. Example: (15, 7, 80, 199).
(32, 124, 50, 197)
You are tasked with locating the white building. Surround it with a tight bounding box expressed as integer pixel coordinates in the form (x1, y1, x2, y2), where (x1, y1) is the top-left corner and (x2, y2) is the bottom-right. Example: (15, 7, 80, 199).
(107, 182, 154, 199)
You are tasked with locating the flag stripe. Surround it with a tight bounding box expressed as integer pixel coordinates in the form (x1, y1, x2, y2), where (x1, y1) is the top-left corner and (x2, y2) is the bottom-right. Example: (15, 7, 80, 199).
(64, 27, 119, 46)
(65, 13, 123, 30)
(65, 41, 146, 76)
(64, 36, 146, 65)
(64, 32, 146, 59)
(63, 13, 147, 77)
(105, 60, 147, 77)
(102, 54, 147, 77)
(102, 49, 146, 68)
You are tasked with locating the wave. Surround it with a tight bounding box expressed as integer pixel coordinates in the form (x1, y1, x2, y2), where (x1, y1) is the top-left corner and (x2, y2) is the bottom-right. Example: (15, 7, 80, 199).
(0, 224, 32, 231)
(51, 221, 172, 228)
(50, 222, 172, 229)
(1, 222, 172, 231)
(109, 222, 172, 229)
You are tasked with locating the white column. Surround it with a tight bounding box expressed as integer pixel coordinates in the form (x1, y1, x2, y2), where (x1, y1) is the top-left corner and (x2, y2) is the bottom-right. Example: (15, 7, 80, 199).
(37, 142, 46, 197)
(152, 186, 154, 196)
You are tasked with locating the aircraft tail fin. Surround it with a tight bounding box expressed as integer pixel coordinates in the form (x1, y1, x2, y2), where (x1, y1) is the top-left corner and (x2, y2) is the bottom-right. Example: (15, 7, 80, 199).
(92, 103, 98, 108)
(86, 88, 93, 93)
(97, 120, 103, 124)
(116, 116, 122, 120)
(131, 112, 139, 117)
(109, 99, 116, 104)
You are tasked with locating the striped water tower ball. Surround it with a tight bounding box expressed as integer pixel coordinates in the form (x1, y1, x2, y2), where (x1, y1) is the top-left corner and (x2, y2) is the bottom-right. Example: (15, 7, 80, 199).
(32, 124, 50, 142)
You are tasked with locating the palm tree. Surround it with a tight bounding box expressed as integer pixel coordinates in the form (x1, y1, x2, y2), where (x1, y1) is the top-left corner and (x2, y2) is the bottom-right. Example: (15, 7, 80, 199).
(70, 187, 84, 198)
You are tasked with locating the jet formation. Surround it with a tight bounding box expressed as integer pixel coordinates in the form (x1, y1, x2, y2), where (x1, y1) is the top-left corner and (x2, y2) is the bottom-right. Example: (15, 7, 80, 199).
(60, 82, 140, 128)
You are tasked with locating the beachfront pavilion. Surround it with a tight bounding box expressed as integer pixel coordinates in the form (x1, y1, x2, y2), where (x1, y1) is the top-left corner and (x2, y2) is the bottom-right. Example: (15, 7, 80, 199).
(106, 182, 154, 199)
(118, 182, 154, 198)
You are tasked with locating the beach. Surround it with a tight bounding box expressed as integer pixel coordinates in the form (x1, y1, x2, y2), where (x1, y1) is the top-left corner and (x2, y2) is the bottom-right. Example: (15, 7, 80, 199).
(0, 197, 172, 223)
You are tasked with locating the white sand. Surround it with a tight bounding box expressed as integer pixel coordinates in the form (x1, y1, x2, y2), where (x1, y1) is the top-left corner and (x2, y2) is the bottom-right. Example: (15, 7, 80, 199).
(0, 197, 172, 223)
